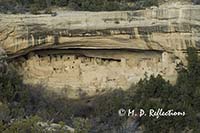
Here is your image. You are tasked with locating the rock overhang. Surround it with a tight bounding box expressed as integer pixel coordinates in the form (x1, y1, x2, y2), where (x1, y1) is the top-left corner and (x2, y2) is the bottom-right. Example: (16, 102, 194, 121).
(0, 4, 199, 57)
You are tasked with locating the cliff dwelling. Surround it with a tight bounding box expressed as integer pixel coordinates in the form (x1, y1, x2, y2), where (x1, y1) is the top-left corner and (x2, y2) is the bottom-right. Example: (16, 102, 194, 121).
(10, 49, 178, 97)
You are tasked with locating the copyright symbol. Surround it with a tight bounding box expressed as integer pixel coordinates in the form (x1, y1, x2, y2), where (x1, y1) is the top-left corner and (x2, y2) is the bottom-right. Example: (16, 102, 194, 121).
(118, 108, 126, 117)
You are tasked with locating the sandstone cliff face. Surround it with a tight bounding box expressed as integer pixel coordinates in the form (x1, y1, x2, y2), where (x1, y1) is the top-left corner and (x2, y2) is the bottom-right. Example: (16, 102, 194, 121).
(0, 4, 200, 97)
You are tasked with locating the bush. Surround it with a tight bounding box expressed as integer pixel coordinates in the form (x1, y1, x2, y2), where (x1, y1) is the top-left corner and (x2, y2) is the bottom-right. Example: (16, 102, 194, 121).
(91, 90, 127, 132)
(30, 4, 40, 14)
(0, 70, 28, 104)
(52, 0, 69, 6)
(192, 0, 200, 4)
(3, 116, 43, 133)
(0, 121, 5, 132)
(73, 117, 91, 133)
(0, 104, 10, 123)
(68, 0, 131, 11)
(134, 0, 158, 9)
(44, 8, 52, 14)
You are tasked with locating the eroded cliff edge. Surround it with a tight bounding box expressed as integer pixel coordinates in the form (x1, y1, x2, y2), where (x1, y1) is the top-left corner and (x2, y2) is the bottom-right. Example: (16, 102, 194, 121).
(0, 4, 200, 98)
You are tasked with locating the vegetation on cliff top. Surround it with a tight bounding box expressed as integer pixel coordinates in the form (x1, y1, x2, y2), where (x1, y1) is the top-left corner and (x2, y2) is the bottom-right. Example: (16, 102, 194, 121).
(0, 0, 155, 13)
(1, 0, 198, 14)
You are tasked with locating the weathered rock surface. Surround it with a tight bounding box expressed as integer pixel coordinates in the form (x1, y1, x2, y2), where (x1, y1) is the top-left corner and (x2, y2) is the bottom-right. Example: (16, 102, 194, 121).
(1, 4, 200, 55)
(0, 4, 200, 97)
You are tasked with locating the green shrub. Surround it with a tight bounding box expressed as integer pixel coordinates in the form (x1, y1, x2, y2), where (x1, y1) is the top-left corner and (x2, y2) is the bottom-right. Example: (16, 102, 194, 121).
(134, 0, 158, 9)
(3, 116, 43, 133)
(0, 70, 28, 104)
(192, 0, 200, 4)
(92, 89, 127, 132)
(0, 121, 6, 132)
(30, 4, 40, 14)
(68, 0, 131, 11)
(52, 0, 69, 6)
(73, 117, 91, 133)
(44, 8, 52, 14)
